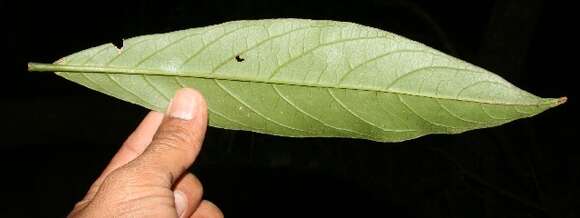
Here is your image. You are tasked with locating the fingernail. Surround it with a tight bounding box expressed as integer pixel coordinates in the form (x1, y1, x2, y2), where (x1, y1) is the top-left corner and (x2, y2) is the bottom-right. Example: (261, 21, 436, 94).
(174, 190, 187, 217)
(167, 89, 197, 120)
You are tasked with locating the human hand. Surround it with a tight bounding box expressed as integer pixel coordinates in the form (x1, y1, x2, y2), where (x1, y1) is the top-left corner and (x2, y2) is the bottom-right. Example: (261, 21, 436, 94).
(68, 88, 223, 218)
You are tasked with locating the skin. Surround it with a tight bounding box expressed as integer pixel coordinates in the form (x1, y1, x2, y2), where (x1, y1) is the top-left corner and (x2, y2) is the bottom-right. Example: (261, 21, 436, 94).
(68, 88, 223, 218)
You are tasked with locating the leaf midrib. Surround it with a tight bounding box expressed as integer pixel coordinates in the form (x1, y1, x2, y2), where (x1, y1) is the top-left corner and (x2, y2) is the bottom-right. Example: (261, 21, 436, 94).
(28, 63, 557, 107)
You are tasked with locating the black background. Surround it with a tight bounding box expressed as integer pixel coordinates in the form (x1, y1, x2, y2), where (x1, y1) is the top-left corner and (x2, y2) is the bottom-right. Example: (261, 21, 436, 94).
(1, 0, 577, 217)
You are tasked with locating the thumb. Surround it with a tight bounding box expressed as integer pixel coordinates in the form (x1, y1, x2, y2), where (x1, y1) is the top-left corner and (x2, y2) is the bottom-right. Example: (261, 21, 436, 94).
(129, 88, 208, 187)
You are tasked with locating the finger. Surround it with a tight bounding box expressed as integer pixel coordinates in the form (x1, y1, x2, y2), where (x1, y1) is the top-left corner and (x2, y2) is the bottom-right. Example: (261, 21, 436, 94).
(174, 173, 203, 218)
(77, 111, 164, 204)
(102, 111, 164, 176)
(191, 200, 223, 218)
(129, 88, 208, 186)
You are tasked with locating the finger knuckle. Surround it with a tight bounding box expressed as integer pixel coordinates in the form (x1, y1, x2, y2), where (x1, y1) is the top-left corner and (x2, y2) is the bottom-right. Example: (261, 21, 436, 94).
(152, 125, 194, 151)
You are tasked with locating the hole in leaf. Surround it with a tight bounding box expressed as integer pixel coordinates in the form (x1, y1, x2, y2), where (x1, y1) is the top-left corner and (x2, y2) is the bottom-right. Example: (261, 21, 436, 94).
(235, 55, 245, 62)
(112, 39, 123, 50)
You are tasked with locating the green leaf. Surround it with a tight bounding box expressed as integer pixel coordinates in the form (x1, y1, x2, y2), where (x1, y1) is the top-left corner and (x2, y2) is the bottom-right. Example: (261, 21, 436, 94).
(28, 19, 565, 142)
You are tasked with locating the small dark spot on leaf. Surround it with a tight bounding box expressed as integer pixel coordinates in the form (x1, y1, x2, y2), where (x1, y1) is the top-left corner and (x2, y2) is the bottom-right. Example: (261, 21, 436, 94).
(235, 55, 245, 62)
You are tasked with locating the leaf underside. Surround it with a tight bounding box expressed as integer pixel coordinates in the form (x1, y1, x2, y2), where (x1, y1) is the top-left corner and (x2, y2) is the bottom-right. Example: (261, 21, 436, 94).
(28, 19, 564, 142)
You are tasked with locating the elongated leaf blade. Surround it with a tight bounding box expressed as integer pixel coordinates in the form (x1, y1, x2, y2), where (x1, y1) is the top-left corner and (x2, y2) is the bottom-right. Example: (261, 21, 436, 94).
(28, 19, 565, 142)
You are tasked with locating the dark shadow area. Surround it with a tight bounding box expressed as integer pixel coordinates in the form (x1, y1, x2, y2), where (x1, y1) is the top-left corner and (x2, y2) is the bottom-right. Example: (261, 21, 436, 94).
(1, 0, 576, 217)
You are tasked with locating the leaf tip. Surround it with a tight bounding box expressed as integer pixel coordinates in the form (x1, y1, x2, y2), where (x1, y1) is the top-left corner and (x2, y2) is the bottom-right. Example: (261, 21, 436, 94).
(555, 96, 567, 106)
(545, 96, 567, 108)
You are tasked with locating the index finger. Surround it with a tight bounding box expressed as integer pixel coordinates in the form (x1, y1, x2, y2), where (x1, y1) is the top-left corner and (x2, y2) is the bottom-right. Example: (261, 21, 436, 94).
(100, 111, 164, 177)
